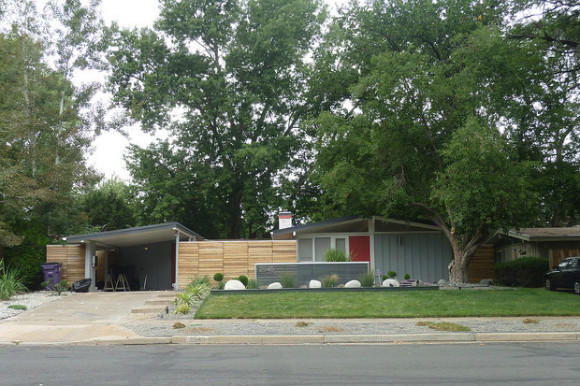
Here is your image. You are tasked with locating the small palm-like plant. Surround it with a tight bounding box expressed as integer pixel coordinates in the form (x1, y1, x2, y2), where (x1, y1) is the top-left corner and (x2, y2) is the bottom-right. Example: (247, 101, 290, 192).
(0, 260, 27, 300)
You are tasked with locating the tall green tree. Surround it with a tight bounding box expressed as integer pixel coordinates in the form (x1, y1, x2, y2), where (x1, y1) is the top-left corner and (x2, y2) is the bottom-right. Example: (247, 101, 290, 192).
(508, 0, 580, 226)
(0, 0, 102, 249)
(108, 0, 326, 238)
(80, 178, 137, 232)
(313, 0, 544, 282)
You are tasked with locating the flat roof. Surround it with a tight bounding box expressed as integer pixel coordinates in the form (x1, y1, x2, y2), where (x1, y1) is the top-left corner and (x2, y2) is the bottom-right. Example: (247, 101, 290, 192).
(64, 222, 204, 248)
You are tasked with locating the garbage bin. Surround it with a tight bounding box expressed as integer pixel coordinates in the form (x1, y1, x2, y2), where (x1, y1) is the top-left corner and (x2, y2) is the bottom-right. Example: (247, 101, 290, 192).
(72, 278, 92, 293)
(41, 262, 62, 290)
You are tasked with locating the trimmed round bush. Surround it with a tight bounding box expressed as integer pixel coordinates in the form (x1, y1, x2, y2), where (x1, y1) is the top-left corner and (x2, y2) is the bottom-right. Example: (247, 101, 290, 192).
(238, 275, 249, 286)
(213, 272, 224, 282)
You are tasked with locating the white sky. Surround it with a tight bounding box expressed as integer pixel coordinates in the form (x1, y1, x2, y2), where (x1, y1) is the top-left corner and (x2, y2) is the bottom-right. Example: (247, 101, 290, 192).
(88, 0, 161, 181)
(90, 0, 345, 181)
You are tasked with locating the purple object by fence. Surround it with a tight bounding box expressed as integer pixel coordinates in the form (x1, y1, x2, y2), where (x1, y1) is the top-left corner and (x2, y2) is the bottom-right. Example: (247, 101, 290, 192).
(41, 262, 62, 290)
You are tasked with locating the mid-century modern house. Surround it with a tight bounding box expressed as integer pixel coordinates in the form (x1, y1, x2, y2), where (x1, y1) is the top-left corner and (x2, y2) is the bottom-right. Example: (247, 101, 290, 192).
(271, 214, 454, 283)
(47, 213, 578, 291)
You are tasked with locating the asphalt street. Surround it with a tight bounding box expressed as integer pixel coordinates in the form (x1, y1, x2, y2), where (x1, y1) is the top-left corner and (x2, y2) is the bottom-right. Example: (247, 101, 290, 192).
(1, 342, 579, 386)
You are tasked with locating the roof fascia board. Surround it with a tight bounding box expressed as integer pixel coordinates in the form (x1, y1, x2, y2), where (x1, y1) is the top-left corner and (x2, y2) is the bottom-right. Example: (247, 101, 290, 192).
(65, 222, 202, 243)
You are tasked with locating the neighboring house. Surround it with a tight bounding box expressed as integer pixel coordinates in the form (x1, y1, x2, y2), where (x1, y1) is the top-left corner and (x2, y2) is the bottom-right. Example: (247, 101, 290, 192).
(491, 226, 580, 268)
(271, 214, 453, 283)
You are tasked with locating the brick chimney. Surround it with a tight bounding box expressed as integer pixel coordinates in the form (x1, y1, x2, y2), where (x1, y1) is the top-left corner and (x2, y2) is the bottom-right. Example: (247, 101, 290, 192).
(278, 210, 293, 230)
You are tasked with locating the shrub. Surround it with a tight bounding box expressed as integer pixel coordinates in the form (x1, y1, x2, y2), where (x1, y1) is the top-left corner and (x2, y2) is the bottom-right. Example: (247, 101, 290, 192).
(173, 304, 191, 314)
(185, 281, 211, 300)
(387, 271, 397, 279)
(358, 271, 375, 287)
(2, 218, 49, 288)
(213, 272, 224, 282)
(404, 273, 411, 280)
(279, 272, 297, 288)
(0, 260, 28, 300)
(188, 276, 210, 287)
(495, 257, 549, 287)
(324, 249, 351, 262)
(320, 274, 339, 288)
(246, 278, 259, 289)
(53, 280, 69, 295)
(238, 275, 249, 286)
(175, 291, 196, 309)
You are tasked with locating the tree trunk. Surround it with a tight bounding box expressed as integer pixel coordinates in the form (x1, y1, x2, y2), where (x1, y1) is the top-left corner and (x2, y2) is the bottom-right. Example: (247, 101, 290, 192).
(449, 245, 473, 284)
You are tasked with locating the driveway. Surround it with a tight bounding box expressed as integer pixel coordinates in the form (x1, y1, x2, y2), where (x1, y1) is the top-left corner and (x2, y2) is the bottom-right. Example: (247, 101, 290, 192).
(0, 292, 170, 344)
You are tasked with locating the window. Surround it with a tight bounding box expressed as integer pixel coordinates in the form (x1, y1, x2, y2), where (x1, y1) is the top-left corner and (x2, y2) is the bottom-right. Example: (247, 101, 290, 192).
(335, 238, 346, 253)
(315, 238, 331, 262)
(298, 239, 313, 262)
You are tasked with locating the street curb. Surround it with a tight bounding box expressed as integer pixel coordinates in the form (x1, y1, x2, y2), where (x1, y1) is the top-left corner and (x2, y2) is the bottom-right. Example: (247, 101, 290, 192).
(2, 332, 578, 346)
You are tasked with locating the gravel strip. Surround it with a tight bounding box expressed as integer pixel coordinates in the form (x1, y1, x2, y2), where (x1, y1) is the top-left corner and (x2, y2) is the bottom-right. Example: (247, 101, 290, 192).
(0, 291, 70, 320)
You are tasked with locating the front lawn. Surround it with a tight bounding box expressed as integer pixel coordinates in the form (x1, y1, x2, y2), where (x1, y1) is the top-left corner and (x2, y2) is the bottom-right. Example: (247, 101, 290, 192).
(195, 288, 580, 319)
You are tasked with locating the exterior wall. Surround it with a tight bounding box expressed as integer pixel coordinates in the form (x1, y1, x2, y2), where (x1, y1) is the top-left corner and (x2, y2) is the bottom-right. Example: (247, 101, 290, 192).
(467, 245, 495, 283)
(494, 241, 580, 268)
(46, 244, 86, 284)
(374, 233, 452, 283)
(177, 240, 296, 289)
(549, 246, 580, 268)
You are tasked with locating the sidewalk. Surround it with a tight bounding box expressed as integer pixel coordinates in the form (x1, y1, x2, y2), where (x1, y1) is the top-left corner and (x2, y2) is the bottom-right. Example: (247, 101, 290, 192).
(1, 292, 579, 346)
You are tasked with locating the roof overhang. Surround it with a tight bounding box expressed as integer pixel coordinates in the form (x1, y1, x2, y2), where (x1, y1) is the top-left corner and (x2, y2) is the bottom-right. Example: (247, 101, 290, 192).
(64, 222, 203, 248)
(506, 227, 580, 242)
(271, 215, 440, 240)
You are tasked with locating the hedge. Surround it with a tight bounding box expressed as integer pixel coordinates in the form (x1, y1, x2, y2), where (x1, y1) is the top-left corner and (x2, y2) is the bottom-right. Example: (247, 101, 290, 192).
(494, 257, 549, 287)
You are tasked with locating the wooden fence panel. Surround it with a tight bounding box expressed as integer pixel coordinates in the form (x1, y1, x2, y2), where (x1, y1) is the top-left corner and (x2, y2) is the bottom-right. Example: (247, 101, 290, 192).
(467, 245, 495, 283)
(177, 240, 297, 289)
(46, 244, 85, 284)
(550, 248, 580, 268)
(178, 242, 199, 286)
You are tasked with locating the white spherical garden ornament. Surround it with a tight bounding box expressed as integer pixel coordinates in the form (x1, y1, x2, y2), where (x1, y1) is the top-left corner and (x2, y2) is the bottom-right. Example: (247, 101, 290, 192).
(224, 279, 245, 290)
(382, 278, 400, 288)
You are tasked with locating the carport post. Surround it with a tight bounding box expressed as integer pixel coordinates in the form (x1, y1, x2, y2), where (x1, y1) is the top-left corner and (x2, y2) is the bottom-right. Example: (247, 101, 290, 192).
(84, 241, 97, 292)
(174, 229, 180, 290)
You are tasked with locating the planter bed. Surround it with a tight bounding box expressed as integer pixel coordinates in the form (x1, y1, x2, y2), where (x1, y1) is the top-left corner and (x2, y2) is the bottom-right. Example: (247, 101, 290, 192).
(210, 285, 439, 295)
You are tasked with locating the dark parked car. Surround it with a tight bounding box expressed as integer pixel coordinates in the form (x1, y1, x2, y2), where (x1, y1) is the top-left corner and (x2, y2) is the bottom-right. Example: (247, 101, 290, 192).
(545, 257, 580, 294)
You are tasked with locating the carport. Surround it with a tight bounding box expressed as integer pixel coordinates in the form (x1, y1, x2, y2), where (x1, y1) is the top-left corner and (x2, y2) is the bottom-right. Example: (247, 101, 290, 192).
(63, 223, 203, 291)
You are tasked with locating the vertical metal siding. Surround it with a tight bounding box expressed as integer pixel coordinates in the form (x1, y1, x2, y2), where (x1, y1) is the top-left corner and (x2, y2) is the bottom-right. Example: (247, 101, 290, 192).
(374, 233, 452, 283)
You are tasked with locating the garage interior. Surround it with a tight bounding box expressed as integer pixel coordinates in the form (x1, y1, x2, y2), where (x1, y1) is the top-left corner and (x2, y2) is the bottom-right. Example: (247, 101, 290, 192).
(64, 223, 203, 291)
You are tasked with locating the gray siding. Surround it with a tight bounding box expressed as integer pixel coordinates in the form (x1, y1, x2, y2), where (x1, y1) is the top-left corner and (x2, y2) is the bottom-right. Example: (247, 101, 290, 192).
(374, 233, 451, 283)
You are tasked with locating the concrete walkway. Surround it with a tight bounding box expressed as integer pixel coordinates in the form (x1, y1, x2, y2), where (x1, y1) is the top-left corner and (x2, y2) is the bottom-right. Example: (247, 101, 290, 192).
(1, 292, 579, 345)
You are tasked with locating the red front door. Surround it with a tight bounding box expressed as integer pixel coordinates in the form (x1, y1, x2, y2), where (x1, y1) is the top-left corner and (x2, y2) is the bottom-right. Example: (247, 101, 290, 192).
(349, 236, 370, 263)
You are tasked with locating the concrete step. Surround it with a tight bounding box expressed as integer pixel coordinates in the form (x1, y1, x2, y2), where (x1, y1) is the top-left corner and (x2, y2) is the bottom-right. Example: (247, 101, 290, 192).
(131, 306, 169, 314)
(145, 299, 174, 306)
(156, 292, 177, 298)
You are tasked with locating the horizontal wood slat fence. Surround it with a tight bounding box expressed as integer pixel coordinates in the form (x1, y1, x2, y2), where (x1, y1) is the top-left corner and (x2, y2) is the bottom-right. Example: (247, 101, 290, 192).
(178, 240, 296, 289)
(467, 245, 495, 283)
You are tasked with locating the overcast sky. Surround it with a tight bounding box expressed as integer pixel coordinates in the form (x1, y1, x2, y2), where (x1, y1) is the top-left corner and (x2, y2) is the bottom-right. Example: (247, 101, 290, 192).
(89, 0, 345, 181)
(88, 0, 161, 181)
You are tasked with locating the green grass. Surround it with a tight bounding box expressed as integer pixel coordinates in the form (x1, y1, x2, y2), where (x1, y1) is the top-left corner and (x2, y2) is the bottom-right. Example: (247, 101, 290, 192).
(195, 288, 580, 319)
(7, 304, 27, 311)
